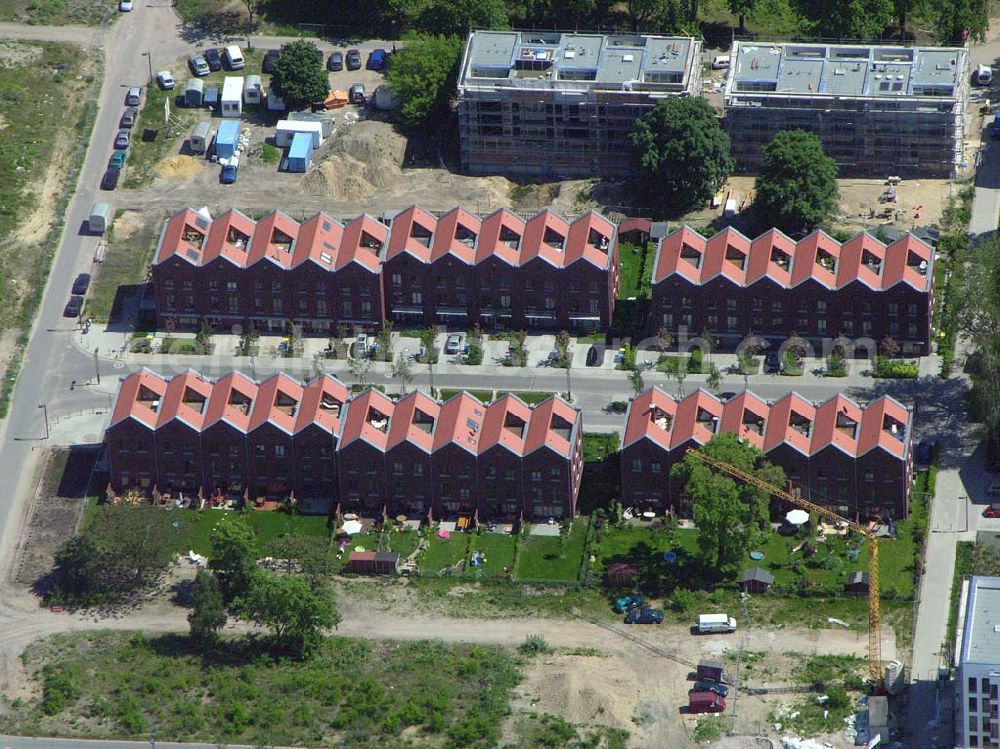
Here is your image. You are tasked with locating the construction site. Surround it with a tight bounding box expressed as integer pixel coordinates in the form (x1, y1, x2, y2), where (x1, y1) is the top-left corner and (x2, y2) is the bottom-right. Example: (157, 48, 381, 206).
(724, 41, 971, 178)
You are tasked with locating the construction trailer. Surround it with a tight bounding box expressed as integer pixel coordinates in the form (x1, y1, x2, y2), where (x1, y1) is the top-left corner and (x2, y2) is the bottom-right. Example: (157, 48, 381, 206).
(724, 41, 970, 178)
(243, 74, 262, 105)
(220, 76, 244, 118)
(286, 131, 313, 172)
(214, 120, 240, 159)
(287, 110, 334, 138)
(456, 31, 702, 178)
(189, 121, 215, 155)
(184, 78, 204, 107)
(274, 120, 323, 148)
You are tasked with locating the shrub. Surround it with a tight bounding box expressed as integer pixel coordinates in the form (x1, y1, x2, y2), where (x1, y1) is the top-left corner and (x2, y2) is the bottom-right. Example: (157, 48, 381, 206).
(41, 664, 82, 716)
(518, 634, 553, 655)
(671, 589, 695, 613)
(608, 401, 628, 414)
(874, 356, 918, 379)
(825, 685, 850, 710)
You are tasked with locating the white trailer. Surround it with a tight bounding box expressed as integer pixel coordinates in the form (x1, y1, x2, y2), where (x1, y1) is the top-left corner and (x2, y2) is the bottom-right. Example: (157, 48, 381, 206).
(220, 76, 244, 118)
(274, 120, 323, 148)
(243, 74, 262, 105)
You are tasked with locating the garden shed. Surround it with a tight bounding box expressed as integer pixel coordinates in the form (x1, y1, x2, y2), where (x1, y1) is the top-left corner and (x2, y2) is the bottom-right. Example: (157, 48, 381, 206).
(348, 551, 400, 575)
(846, 571, 870, 596)
(739, 567, 774, 593)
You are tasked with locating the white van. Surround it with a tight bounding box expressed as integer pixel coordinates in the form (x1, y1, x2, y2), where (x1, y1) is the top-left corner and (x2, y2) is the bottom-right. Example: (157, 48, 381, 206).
(711, 55, 731, 70)
(697, 613, 738, 634)
(224, 45, 245, 71)
(975, 64, 993, 86)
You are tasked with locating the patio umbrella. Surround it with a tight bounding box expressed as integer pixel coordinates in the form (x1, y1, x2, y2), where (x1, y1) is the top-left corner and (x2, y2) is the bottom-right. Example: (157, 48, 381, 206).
(785, 509, 809, 526)
(396, 514, 407, 523)
(438, 529, 450, 539)
(342, 519, 364, 535)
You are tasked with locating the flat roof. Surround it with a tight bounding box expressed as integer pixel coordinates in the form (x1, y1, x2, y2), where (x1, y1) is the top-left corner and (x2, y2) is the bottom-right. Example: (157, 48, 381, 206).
(727, 41, 966, 101)
(960, 576, 1000, 666)
(460, 30, 699, 94)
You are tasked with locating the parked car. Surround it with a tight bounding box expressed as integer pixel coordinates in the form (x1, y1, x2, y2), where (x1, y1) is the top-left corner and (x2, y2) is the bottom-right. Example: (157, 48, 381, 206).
(612, 594, 644, 614)
(444, 333, 464, 355)
(100, 167, 120, 190)
(328, 51, 343, 71)
(109, 150, 127, 169)
(625, 608, 664, 625)
(262, 49, 280, 74)
(586, 345, 601, 366)
(982, 505, 1000, 518)
(220, 161, 238, 184)
(349, 83, 366, 104)
(916, 441, 934, 465)
(119, 0, 133, 10)
(203, 48, 222, 71)
(988, 482, 1000, 497)
(188, 55, 210, 77)
(113, 129, 131, 149)
(346, 49, 362, 70)
(125, 86, 142, 106)
(72, 273, 92, 296)
(156, 70, 174, 90)
(690, 681, 729, 697)
(367, 48, 387, 70)
(763, 351, 781, 373)
(119, 107, 138, 129)
(63, 295, 83, 318)
(711, 54, 731, 70)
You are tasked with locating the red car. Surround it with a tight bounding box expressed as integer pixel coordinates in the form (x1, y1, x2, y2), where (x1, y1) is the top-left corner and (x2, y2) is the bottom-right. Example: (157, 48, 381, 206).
(983, 505, 1000, 518)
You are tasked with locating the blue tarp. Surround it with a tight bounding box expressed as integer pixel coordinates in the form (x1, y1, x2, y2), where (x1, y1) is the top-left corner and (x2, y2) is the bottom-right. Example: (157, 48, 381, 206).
(215, 120, 240, 159)
(286, 131, 313, 172)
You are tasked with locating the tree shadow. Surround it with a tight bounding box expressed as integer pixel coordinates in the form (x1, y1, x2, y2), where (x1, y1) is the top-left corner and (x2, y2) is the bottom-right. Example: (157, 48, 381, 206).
(177, 10, 252, 45)
(603, 540, 705, 596)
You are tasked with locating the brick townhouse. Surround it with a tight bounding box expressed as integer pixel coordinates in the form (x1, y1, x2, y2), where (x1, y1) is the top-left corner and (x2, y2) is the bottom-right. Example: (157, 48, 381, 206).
(621, 387, 913, 519)
(383, 206, 618, 331)
(152, 207, 388, 333)
(151, 205, 620, 334)
(649, 226, 934, 355)
(335, 387, 583, 522)
(106, 369, 583, 523)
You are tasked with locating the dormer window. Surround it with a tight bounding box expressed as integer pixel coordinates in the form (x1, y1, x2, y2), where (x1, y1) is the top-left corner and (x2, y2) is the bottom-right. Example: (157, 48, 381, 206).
(680, 242, 702, 269)
(500, 225, 521, 249)
(789, 410, 812, 437)
(228, 388, 253, 415)
(725, 244, 747, 270)
(320, 393, 342, 415)
(412, 408, 436, 434)
(274, 389, 298, 416)
(182, 387, 206, 414)
(367, 406, 390, 432)
(270, 226, 294, 251)
(503, 411, 526, 438)
(410, 221, 433, 247)
(696, 406, 719, 431)
(455, 223, 477, 247)
(650, 406, 672, 432)
(862, 249, 882, 274)
(906, 249, 928, 275)
(589, 228, 610, 251)
(836, 409, 858, 439)
(182, 225, 206, 248)
(226, 225, 250, 250)
(138, 385, 161, 412)
(742, 409, 765, 435)
(883, 414, 905, 441)
(770, 247, 791, 269)
(360, 230, 382, 249)
(549, 413, 573, 440)
(816, 248, 836, 273)
(543, 226, 565, 252)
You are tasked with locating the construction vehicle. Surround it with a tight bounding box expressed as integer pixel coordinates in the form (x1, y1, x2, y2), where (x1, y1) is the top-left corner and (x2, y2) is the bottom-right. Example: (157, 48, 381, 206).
(688, 450, 884, 692)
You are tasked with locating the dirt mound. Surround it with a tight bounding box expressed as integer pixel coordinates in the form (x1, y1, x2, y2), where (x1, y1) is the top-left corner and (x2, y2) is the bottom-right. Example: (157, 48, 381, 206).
(154, 155, 203, 180)
(309, 121, 408, 200)
(305, 157, 376, 201)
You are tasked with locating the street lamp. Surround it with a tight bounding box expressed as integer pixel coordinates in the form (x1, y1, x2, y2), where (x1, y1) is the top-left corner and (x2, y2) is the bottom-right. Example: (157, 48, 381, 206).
(38, 404, 48, 441)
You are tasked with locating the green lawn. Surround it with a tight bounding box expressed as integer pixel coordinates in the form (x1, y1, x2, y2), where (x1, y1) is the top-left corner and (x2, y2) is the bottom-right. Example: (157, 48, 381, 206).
(167, 509, 331, 556)
(87, 212, 158, 322)
(380, 528, 420, 559)
(497, 391, 565, 406)
(515, 518, 589, 581)
(10, 632, 522, 748)
(0, 0, 113, 23)
(439, 389, 494, 403)
(421, 532, 469, 573)
(469, 533, 518, 576)
(583, 433, 619, 463)
(618, 242, 650, 299)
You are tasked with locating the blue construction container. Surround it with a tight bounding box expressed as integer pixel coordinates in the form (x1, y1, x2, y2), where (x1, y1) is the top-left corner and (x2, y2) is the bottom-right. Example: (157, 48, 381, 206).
(215, 120, 240, 159)
(286, 131, 313, 173)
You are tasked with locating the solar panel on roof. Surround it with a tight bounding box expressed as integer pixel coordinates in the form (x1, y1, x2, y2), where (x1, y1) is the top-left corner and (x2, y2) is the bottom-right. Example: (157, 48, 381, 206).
(466, 418, 479, 432)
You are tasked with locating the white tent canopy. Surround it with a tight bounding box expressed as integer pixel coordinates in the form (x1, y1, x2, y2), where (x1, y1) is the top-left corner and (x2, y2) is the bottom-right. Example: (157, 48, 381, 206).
(342, 520, 363, 535)
(785, 509, 810, 526)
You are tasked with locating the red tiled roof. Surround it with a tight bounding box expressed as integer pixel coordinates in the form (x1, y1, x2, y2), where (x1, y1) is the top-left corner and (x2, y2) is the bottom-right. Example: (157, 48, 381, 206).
(623, 388, 911, 461)
(108, 370, 347, 437)
(653, 226, 933, 291)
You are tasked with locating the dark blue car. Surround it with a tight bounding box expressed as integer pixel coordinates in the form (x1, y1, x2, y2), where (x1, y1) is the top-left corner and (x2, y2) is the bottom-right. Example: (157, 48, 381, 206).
(368, 48, 387, 70)
(625, 608, 664, 625)
(612, 594, 644, 614)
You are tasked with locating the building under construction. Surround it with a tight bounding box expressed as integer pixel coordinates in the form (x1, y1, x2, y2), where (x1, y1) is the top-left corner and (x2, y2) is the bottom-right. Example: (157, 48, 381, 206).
(724, 41, 970, 178)
(457, 31, 702, 178)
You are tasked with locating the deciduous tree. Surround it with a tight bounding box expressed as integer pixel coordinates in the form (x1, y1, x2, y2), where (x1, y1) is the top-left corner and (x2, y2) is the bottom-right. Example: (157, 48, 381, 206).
(385, 35, 464, 131)
(188, 569, 227, 645)
(209, 516, 257, 602)
(271, 41, 329, 109)
(935, 0, 988, 42)
(237, 572, 340, 658)
(753, 130, 838, 234)
(793, 0, 893, 39)
(628, 98, 733, 217)
(415, 0, 508, 35)
(671, 433, 785, 580)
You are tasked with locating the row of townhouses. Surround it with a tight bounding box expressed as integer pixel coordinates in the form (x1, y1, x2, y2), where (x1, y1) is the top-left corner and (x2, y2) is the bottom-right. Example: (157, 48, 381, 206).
(621, 387, 913, 519)
(457, 31, 969, 180)
(106, 369, 583, 522)
(106, 370, 914, 521)
(151, 207, 936, 352)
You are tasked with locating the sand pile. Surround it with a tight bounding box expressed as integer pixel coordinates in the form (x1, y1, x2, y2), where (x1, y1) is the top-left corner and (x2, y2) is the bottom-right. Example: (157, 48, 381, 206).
(307, 120, 408, 200)
(154, 155, 202, 180)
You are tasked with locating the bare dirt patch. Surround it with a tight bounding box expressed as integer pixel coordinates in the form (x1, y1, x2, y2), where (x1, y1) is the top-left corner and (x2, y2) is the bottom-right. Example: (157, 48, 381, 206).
(109, 209, 145, 242)
(0, 41, 42, 68)
(154, 155, 204, 180)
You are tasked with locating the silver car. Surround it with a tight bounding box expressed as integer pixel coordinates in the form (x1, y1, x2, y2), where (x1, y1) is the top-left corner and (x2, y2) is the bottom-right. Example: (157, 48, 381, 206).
(188, 55, 210, 77)
(114, 129, 131, 149)
(444, 333, 464, 355)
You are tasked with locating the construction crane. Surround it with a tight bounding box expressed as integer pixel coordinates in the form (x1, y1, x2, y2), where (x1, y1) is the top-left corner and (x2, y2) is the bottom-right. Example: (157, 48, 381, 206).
(689, 450, 883, 692)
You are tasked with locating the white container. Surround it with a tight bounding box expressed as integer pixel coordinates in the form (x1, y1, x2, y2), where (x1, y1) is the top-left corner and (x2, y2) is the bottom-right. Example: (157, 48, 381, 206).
(221, 76, 244, 118)
(274, 120, 323, 148)
(243, 75, 262, 105)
